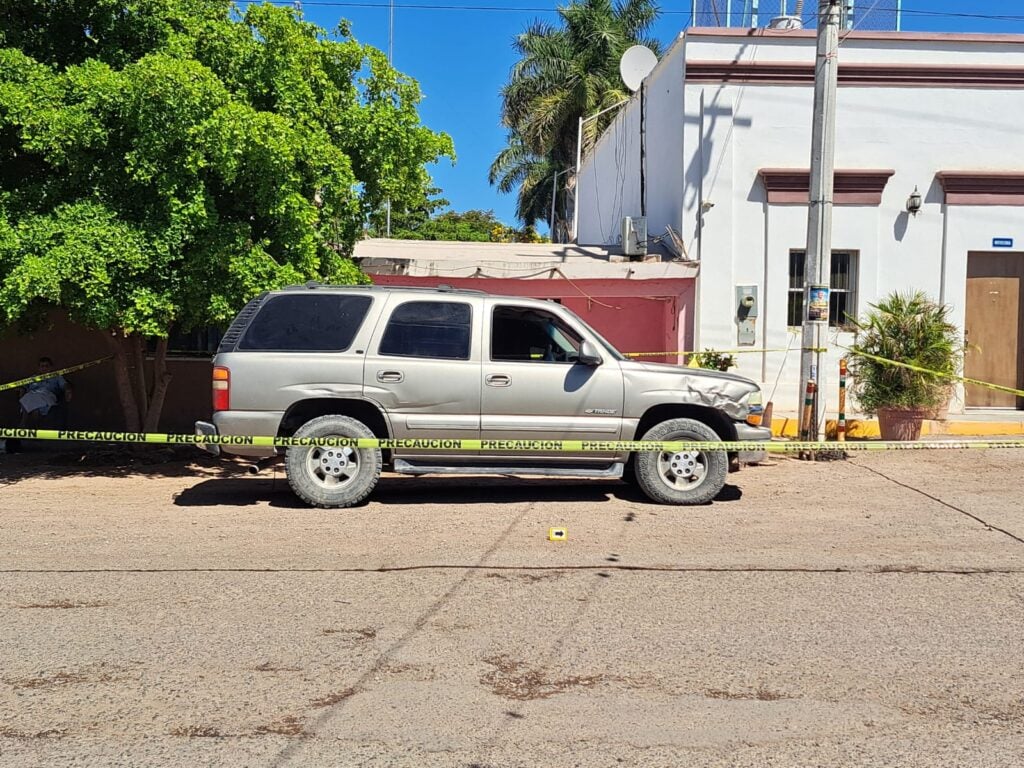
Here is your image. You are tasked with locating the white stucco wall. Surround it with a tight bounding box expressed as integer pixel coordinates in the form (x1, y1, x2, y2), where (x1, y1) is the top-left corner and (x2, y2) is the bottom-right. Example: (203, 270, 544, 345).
(578, 27, 1024, 412)
(642, 37, 687, 247)
(576, 37, 686, 247)
(576, 93, 641, 246)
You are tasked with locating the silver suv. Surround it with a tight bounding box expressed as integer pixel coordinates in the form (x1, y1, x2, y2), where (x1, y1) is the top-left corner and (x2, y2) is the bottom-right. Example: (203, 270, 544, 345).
(196, 284, 770, 507)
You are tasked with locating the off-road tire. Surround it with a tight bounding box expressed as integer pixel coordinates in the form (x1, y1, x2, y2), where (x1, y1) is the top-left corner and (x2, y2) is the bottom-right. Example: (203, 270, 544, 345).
(634, 418, 728, 505)
(285, 415, 382, 508)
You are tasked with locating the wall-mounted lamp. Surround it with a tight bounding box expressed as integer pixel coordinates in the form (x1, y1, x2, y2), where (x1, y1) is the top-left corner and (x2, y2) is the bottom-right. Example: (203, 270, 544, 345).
(906, 186, 922, 216)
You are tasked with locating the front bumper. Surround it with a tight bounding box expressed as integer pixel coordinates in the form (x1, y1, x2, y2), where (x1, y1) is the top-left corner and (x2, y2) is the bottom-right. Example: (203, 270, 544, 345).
(734, 421, 772, 463)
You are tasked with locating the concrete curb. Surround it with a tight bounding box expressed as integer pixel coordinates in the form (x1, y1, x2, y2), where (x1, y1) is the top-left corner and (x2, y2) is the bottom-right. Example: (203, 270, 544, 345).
(770, 417, 1024, 439)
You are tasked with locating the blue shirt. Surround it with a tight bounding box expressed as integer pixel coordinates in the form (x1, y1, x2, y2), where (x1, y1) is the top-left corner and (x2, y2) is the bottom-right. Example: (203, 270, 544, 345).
(26, 375, 67, 399)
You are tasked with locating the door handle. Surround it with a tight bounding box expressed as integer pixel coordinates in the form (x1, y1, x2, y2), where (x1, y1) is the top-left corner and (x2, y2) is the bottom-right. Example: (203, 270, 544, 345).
(376, 370, 404, 383)
(485, 374, 512, 387)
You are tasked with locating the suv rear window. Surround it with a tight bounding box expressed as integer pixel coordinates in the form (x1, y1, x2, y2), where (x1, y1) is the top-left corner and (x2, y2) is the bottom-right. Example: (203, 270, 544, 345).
(238, 294, 372, 351)
(379, 301, 472, 360)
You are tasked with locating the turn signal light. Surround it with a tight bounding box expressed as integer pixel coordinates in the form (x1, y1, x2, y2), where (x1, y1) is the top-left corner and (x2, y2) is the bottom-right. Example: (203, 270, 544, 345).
(745, 391, 764, 426)
(212, 366, 230, 412)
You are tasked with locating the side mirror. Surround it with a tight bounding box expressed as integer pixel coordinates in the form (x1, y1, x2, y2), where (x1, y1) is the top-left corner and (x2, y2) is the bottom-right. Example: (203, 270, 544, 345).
(578, 340, 603, 366)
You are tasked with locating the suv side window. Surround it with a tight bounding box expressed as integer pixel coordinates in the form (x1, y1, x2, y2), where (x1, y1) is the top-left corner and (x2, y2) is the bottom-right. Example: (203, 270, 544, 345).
(491, 306, 582, 363)
(379, 301, 472, 360)
(238, 294, 372, 352)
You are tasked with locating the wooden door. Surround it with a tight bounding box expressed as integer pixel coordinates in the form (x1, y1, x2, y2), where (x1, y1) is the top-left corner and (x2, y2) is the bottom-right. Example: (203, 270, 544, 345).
(965, 253, 1024, 408)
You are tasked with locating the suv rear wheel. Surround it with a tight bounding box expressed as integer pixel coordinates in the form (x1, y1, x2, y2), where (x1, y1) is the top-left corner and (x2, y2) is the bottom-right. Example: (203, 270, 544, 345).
(285, 415, 382, 508)
(634, 418, 728, 505)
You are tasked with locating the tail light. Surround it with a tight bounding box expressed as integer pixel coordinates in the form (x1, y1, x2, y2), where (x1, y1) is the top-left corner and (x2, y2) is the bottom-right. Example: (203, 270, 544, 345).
(212, 366, 230, 412)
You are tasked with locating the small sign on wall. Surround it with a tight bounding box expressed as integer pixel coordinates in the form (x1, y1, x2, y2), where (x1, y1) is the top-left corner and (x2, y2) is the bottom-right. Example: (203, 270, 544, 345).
(807, 285, 830, 323)
(992, 238, 1014, 248)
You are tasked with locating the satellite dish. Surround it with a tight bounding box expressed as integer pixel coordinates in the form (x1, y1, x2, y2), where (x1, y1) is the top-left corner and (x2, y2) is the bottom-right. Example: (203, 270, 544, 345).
(619, 45, 658, 92)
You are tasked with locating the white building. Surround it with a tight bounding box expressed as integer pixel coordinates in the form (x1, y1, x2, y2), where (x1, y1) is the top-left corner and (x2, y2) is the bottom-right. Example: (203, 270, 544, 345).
(577, 26, 1024, 414)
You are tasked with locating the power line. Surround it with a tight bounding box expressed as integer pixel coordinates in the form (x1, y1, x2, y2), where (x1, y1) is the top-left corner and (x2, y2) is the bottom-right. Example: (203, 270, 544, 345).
(898, 8, 1024, 22)
(235, 0, 1024, 23)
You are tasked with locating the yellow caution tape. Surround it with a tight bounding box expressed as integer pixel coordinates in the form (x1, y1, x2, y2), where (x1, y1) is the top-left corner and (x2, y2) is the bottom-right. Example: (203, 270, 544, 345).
(2, 428, 1023, 452)
(622, 347, 827, 358)
(0, 357, 112, 393)
(845, 349, 1024, 399)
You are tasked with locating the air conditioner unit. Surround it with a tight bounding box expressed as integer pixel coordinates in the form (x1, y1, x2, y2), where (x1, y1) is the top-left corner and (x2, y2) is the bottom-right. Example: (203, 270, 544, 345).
(622, 216, 647, 257)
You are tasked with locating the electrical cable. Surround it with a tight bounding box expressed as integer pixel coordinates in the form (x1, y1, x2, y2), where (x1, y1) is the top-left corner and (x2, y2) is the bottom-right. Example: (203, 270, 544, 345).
(767, 330, 801, 405)
(235, 1, 1024, 24)
(839, 0, 887, 47)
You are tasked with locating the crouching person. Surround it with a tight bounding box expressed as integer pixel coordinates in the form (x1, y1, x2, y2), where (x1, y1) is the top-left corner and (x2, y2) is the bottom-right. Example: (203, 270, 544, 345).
(8, 357, 72, 452)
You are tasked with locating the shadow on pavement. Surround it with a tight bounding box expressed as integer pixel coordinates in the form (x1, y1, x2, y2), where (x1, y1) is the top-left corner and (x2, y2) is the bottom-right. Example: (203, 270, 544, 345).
(171, 474, 743, 508)
(4, 443, 745, 508)
(171, 475, 306, 508)
(0, 443, 232, 481)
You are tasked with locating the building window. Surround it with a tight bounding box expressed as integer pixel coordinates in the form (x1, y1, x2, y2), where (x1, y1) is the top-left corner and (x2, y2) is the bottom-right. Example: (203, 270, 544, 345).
(788, 250, 858, 328)
(147, 326, 224, 357)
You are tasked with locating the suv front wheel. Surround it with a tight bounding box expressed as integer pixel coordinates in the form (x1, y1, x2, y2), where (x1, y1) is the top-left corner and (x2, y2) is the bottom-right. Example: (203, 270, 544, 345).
(285, 415, 382, 508)
(634, 418, 728, 505)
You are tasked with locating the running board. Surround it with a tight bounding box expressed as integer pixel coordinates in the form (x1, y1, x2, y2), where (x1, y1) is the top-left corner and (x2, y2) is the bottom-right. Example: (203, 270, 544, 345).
(393, 459, 625, 479)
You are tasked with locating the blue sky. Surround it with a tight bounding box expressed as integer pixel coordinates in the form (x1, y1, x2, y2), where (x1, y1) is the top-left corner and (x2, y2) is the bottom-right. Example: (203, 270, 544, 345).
(269, 1, 1024, 229)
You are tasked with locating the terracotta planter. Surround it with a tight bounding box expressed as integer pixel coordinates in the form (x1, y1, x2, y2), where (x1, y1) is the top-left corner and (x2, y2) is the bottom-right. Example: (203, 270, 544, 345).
(877, 406, 931, 441)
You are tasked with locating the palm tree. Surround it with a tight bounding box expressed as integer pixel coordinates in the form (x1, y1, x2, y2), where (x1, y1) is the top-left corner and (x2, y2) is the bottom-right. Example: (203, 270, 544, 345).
(488, 134, 559, 235)
(490, 0, 662, 236)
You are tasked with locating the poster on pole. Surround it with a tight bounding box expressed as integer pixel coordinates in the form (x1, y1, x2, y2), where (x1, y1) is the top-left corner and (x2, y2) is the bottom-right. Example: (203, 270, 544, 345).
(807, 284, 830, 323)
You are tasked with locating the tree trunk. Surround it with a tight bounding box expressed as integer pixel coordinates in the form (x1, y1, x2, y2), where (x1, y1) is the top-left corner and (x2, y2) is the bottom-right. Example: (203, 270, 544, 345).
(103, 330, 174, 433)
(105, 332, 141, 431)
(129, 334, 149, 427)
(143, 337, 172, 434)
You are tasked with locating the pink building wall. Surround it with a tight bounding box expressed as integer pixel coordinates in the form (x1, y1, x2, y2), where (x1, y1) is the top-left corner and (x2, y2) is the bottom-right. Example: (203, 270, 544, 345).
(370, 275, 695, 363)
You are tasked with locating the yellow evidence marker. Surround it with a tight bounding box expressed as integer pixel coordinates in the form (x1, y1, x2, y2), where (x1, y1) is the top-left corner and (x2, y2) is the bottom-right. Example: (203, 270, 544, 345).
(548, 527, 568, 542)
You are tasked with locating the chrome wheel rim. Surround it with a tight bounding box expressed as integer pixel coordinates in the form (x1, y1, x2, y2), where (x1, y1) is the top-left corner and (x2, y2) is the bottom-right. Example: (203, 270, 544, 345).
(306, 444, 359, 489)
(656, 449, 707, 491)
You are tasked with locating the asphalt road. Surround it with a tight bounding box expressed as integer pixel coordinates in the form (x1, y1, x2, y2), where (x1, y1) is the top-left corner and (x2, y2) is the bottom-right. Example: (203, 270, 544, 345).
(1, 448, 1022, 767)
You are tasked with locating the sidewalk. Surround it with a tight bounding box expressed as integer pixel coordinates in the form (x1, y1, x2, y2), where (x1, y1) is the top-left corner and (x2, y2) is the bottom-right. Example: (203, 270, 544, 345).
(769, 409, 1024, 439)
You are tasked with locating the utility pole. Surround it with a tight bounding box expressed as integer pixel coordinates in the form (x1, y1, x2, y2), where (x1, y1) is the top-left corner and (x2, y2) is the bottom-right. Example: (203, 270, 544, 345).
(798, 0, 841, 442)
(385, 0, 395, 238)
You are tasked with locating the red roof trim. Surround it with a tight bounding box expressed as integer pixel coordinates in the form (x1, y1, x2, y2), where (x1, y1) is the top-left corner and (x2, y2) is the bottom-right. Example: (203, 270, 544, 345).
(936, 172, 1024, 205)
(759, 169, 895, 205)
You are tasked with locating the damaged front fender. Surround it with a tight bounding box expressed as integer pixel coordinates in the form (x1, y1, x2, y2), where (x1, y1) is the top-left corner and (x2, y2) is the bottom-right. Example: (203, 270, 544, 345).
(622, 362, 760, 422)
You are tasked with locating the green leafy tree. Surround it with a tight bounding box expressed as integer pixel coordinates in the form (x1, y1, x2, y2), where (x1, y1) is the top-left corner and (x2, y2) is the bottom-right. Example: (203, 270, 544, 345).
(490, 0, 661, 234)
(381, 207, 545, 243)
(0, 0, 453, 431)
(366, 187, 450, 238)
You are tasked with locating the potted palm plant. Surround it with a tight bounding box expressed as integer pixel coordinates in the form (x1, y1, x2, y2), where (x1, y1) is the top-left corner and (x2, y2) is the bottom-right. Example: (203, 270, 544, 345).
(688, 349, 736, 372)
(847, 291, 961, 441)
